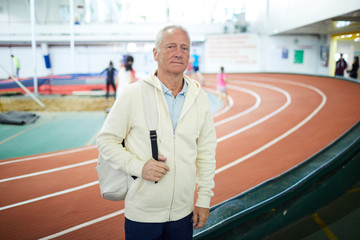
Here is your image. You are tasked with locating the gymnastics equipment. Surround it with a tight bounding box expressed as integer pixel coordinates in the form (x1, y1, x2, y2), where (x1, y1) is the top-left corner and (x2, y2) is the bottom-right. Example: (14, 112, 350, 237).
(0, 65, 45, 109)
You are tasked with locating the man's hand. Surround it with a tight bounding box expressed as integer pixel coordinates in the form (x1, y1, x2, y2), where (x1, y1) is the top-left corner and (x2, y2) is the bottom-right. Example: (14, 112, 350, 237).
(192, 206, 209, 229)
(142, 155, 169, 182)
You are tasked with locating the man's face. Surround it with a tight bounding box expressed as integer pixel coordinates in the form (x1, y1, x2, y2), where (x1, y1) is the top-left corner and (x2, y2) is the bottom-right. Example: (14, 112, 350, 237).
(153, 28, 190, 75)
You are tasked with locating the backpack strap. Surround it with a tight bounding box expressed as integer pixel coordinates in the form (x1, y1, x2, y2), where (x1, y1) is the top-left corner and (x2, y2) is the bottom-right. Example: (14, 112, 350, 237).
(141, 80, 159, 161)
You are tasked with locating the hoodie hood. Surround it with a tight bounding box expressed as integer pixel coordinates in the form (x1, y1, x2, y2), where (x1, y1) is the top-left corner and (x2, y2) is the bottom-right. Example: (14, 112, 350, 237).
(143, 69, 201, 98)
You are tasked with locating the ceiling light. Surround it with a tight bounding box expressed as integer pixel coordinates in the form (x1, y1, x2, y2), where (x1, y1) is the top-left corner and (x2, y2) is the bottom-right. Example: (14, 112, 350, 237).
(336, 21, 351, 28)
(339, 34, 353, 39)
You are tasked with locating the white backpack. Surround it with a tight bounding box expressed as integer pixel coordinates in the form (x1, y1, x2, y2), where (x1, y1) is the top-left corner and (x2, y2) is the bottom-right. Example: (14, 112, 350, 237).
(96, 80, 158, 201)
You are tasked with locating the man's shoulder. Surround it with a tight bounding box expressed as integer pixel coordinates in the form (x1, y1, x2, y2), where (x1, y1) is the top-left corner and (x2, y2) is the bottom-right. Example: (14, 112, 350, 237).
(116, 82, 142, 106)
(126, 81, 142, 92)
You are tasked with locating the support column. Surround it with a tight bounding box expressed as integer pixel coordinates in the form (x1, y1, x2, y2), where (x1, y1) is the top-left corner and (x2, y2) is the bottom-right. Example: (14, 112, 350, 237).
(30, 0, 38, 94)
(70, 0, 75, 73)
(328, 36, 337, 77)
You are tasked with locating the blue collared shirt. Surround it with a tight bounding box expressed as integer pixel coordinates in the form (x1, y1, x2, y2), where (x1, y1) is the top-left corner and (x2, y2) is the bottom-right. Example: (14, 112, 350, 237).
(160, 79, 188, 131)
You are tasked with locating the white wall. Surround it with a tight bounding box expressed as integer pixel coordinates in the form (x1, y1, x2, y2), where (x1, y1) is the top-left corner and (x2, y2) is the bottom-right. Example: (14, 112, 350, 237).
(201, 33, 330, 75)
(0, 47, 46, 79)
(0, 44, 158, 79)
(263, 35, 329, 75)
(204, 34, 261, 73)
(0, 34, 333, 78)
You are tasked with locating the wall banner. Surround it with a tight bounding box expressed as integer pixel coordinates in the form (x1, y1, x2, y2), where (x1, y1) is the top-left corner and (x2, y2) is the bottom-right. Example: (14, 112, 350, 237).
(204, 34, 259, 73)
(294, 50, 304, 64)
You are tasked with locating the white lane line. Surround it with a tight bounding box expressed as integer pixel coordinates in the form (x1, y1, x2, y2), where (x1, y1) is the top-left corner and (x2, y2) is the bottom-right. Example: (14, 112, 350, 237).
(0, 159, 97, 183)
(213, 96, 234, 118)
(204, 87, 234, 118)
(0, 181, 98, 211)
(215, 85, 261, 126)
(217, 81, 291, 142)
(215, 78, 327, 174)
(0, 145, 96, 165)
(38, 209, 125, 240)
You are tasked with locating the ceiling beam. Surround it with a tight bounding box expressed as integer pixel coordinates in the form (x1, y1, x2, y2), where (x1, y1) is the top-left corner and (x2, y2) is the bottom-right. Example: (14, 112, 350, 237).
(331, 16, 360, 22)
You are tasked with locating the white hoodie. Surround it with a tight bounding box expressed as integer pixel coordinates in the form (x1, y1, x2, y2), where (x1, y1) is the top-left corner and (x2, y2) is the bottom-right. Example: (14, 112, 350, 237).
(96, 70, 217, 222)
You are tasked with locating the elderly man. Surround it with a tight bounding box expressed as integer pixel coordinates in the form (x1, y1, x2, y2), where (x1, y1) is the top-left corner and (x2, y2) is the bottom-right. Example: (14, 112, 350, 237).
(96, 25, 217, 240)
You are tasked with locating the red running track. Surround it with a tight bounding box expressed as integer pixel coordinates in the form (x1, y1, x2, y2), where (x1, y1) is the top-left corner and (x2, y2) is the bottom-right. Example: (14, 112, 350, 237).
(1, 73, 359, 240)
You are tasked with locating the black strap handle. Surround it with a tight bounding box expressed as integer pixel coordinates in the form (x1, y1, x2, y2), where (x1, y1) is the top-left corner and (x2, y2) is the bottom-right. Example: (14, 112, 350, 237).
(150, 130, 158, 161)
(150, 130, 159, 183)
(129, 131, 159, 182)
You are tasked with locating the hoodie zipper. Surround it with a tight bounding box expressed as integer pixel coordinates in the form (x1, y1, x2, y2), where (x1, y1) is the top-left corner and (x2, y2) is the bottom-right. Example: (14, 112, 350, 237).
(158, 87, 176, 221)
(168, 131, 176, 221)
(167, 99, 199, 220)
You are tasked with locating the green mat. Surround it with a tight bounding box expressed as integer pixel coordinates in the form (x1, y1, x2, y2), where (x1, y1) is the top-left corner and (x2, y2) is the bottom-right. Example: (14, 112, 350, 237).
(0, 112, 106, 160)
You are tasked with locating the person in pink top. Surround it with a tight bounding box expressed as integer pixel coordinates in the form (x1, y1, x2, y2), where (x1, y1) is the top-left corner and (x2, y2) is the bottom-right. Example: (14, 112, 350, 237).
(217, 66, 228, 105)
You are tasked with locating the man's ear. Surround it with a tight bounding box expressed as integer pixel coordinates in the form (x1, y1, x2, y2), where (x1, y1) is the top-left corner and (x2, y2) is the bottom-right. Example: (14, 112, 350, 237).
(153, 48, 158, 61)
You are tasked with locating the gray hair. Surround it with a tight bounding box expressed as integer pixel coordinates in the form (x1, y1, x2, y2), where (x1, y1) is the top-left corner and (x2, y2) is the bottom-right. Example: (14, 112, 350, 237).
(154, 25, 191, 51)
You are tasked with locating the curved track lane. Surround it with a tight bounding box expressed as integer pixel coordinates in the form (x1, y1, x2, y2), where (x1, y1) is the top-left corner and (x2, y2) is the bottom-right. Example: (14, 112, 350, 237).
(0, 74, 359, 239)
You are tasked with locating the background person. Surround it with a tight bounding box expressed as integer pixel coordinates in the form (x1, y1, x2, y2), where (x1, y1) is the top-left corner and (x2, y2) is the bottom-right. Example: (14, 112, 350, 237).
(11, 55, 21, 78)
(335, 53, 347, 76)
(191, 50, 205, 86)
(96, 25, 217, 240)
(347, 56, 359, 79)
(116, 55, 136, 98)
(217, 66, 228, 106)
(100, 61, 117, 101)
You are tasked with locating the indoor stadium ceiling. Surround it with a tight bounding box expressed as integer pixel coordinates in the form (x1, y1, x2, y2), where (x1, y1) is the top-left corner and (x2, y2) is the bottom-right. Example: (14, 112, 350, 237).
(278, 9, 360, 36)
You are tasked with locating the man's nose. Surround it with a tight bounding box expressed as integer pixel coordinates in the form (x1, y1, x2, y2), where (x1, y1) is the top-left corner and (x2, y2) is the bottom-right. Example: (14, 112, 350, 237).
(174, 47, 184, 57)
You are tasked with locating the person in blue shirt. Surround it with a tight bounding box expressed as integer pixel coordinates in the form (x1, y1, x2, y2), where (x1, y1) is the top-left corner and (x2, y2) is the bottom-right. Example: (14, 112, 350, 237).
(191, 50, 205, 86)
